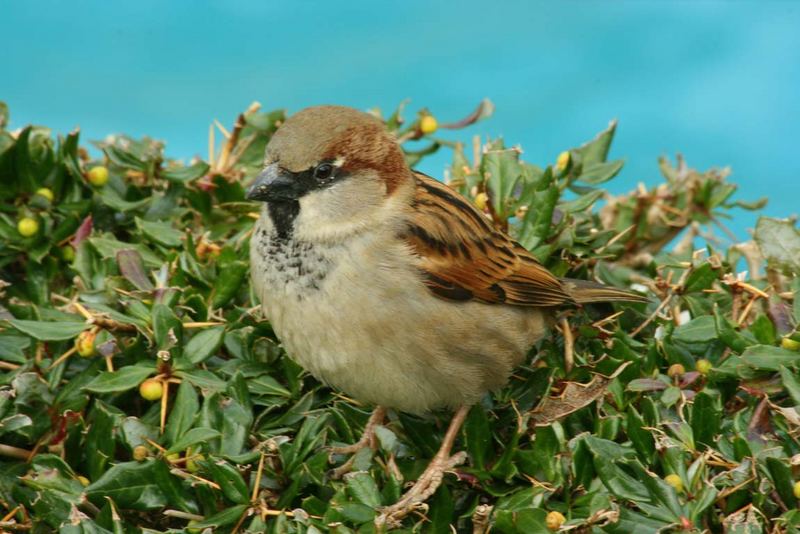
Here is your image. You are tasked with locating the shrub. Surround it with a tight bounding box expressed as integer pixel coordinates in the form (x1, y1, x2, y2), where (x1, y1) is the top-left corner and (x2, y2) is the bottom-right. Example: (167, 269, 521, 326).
(1, 99, 799, 532)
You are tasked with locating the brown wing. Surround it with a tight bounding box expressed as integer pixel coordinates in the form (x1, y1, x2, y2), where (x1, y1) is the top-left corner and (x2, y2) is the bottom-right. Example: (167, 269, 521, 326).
(404, 172, 572, 307)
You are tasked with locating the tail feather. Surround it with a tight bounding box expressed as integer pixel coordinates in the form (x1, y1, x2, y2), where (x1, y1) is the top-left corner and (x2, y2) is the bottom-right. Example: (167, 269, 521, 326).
(561, 278, 648, 304)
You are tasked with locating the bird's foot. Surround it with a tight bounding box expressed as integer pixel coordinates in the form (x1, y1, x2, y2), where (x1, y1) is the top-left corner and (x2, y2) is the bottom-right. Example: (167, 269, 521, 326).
(328, 406, 386, 479)
(375, 450, 467, 529)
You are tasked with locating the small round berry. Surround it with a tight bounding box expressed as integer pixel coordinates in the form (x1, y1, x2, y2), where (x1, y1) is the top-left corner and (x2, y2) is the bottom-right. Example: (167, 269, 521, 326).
(87, 166, 109, 186)
(186, 453, 204, 473)
(133, 445, 150, 461)
(781, 337, 800, 352)
(420, 114, 438, 135)
(555, 151, 570, 172)
(35, 187, 54, 202)
(794, 480, 800, 499)
(17, 217, 39, 237)
(695, 359, 712, 375)
(60, 245, 76, 262)
(545, 510, 566, 530)
(139, 378, 163, 401)
(165, 453, 181, 463)
(75, 330, 97, 358)
(667, 363, 686, 378)
(664, 474, 683, 492)
(474, 192, 489, 211)
(77, 475, 90, 487)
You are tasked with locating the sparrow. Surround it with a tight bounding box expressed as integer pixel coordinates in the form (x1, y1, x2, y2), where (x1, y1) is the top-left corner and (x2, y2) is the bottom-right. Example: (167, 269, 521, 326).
(246, 105, 645, 526)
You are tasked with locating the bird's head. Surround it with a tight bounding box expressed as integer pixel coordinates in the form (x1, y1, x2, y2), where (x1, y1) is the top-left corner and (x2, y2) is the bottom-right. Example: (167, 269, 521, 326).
(247, 106, 413, 241)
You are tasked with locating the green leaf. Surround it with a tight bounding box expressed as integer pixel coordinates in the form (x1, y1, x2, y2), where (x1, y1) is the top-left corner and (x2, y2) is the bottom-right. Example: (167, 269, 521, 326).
(152, 303, 182, 354)
(204, 459, 250, 505)
(86, 401, 122, 480)
(766, 457, 796, 508)
(83, 365, 154, 393)
(481, 143, 523, 219)
(86, 461, 168, 511)
(152, 458, 199, 514)
(210, 260, 248, 308)
(576, 119, 617, 166)
(7, 319, 88, 341)
(345, 471, 382, 508)
(185, 326, 225, 364)
(136, 217, 183, 248)
(577, 159, 623, 185)
(741, 345, 800, 371)
(754, 217, 800, 273)
(162, 161, 209, 183)
(116, 249, 154, 291)
(464, 405, 491, 470)
(90, 236, 162, 267)
(188, 504, 248, 529)
(166, 427, 221, 455)
(779, 366, 800, 404)
(673, 316, 718, 344)
(626, 408, 655, 462)
(163, 380, 199, 447)
(684, 263, 718, 293)
(691, 392, 720, 448)
(98, 187, 151, 212)
(0, 334, 31, 363)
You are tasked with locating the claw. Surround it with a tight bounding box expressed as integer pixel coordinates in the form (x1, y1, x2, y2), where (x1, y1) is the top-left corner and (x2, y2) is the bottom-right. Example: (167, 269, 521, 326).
(328, 406, 387, 479)
(374, 406, 471, 528)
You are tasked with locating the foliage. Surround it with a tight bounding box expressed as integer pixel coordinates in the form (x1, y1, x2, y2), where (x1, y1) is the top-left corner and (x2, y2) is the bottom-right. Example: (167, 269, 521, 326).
(1, 98, 799, 533)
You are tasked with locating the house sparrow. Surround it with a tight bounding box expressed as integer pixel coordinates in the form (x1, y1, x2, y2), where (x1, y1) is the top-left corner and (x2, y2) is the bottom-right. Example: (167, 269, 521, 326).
(247, 105, 645, 526)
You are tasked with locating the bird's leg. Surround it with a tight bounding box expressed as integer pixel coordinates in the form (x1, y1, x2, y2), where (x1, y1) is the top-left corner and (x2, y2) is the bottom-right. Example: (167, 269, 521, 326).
(329, 406, 387, 478)
(375, 405, 470, 529)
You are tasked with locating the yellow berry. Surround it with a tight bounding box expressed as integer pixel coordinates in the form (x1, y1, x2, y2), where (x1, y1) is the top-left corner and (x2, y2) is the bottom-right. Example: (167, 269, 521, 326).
(35, 187, 54, 202)
(794, 480, 800, 499)
(420, 114, 438, 135)
(75, 330, 97, 358)
(60, 245, 76, 262)
(664, 474, 683, 492)
(695, 359, 712, 375)
(139, 378, 163, 401)
(165, 453, 181, 463)
(17, 217, 39, 237)
(474, 192, 489, 211)
(187, 520, 202, 533)
(87, 166, 109, 186)
(545, 510, 566, 530)
(133, 445, 149, 461)
(555, 151, 570, 172)
(781, 337, 800, 351)
(667, 363, 685, 378)
(186, 453, 204, 473)
(77, 475, 90, 487)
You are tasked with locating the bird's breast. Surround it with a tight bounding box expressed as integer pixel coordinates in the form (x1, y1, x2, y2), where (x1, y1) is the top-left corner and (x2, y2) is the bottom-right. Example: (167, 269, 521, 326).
(249, 216, 547, 413)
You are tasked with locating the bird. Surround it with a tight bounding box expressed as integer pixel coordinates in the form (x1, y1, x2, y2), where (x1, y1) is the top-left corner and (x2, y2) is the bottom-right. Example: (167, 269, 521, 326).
(246, 105, 646, 527)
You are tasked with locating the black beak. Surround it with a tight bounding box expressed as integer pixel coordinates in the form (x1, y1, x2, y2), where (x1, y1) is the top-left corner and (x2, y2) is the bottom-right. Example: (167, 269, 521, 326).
(246, 164, 298, 202)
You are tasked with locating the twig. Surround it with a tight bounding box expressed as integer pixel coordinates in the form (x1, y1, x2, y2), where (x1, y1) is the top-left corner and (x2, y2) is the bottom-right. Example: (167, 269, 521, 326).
(163, 509, 204, 521)
(251, 451, 265, 503)
(0, 444, 33, 460)
(160, 379, 169, 434)
(560, 317, 574, 373)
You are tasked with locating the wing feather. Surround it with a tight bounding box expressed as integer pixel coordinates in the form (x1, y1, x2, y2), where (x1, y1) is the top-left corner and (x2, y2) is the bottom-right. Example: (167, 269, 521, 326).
(404, 172, 572, 307)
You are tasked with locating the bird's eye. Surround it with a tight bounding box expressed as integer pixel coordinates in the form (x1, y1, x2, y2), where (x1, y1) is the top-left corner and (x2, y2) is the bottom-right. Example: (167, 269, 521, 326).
(313, 163, 334, 181)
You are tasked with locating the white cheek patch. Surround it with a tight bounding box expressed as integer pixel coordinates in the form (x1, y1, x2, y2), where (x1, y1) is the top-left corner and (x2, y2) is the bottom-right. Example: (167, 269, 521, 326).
(293, 175, 408, 243)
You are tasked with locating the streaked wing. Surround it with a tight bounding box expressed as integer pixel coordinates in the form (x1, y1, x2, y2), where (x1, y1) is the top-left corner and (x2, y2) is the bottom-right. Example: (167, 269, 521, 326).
(404, 172, 572, 307)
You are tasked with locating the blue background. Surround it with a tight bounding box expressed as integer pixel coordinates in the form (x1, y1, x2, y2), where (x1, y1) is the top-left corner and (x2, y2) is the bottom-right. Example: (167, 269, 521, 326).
(3, 1, 799, 239)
